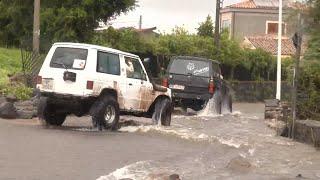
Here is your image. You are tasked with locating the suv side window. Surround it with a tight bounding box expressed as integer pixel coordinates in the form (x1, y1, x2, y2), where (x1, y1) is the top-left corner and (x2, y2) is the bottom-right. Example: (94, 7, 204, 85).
(97, 51, 120, 75)
(125, 57, 147, 81)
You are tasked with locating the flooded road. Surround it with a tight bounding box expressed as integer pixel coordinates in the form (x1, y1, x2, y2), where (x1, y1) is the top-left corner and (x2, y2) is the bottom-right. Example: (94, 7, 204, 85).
(0, 103, 320, 180)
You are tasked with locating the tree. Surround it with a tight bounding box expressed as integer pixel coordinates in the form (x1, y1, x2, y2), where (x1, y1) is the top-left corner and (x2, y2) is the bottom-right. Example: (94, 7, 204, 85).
(0, 0, 137, 47)
(301, 0, 320, 120)
(0, 0, 34, 47)
(197, 15, 214, 37)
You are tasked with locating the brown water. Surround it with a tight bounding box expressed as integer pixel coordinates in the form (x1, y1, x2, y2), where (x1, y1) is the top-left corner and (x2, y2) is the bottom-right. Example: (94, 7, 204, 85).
(0, 103, 319, 180)
(98, 103, 320, 180)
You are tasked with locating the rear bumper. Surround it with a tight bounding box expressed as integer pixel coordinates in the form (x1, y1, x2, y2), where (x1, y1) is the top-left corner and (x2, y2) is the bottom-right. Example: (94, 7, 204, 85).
(40, 92, 93, 103)
(172, 91, 212, 101)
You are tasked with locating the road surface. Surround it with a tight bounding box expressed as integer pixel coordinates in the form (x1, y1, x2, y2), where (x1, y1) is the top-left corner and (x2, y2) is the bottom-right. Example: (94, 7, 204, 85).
(0, 103, 320, 180)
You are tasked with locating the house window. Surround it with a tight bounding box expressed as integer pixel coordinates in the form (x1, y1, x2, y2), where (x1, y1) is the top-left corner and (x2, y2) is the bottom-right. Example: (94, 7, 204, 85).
(266, 21, 286, 35)
(222, 19, 231, 31)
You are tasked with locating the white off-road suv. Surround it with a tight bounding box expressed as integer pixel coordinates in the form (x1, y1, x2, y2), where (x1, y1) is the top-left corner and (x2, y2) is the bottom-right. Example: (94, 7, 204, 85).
(36, 43, 172, 130)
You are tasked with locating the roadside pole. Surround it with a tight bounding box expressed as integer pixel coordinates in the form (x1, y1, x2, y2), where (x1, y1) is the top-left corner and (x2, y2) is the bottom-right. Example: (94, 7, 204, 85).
(214, 0, 221, 57)
(276, 0, 283, 100)
(291, 13, 303, 139)
(33, 0, 40, 54)
(139, 15, 142, 30)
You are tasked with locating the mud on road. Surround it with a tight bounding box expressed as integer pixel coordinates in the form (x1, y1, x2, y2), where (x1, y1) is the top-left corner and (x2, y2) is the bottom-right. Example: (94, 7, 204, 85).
(1, 103, 320, 180)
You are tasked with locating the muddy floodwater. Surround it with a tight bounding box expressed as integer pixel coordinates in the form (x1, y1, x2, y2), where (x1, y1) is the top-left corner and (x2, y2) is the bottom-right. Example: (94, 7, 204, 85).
(0, 103, 320, 180)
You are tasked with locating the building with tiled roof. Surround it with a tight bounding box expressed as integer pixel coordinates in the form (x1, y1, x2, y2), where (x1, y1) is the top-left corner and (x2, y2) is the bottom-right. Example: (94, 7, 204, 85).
(220, 0, 293, 40)
(242, 35, 306, 57)
(227, 0, 291, 9)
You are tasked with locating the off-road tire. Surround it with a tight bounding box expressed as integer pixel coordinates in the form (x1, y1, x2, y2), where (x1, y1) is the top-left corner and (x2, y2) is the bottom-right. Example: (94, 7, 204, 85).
(152, 98, 172, 126)
(37, 97, 67, 126)
(91, 95, 119, 131)
(222, 93, 233, 114)
(213, 90, 222, 114)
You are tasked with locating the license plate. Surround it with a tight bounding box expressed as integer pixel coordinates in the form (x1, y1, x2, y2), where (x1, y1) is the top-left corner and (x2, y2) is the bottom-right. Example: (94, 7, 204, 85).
(42, 79, 53, 90)
(169, 84, 185, 90)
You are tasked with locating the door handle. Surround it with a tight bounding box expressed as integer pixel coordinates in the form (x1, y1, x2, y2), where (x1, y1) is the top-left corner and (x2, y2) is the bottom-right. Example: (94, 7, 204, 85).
(128, 83, 133, 86)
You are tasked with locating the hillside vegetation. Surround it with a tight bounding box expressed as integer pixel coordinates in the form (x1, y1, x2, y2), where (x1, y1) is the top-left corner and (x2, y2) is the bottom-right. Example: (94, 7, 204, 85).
(0, 48, 32, 100)
(0, 47, 21, 84)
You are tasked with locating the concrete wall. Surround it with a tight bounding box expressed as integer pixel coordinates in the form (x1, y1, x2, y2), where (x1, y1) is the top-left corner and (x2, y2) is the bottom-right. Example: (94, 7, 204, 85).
(230, 81, 292, 102)
(233, 12, 279, 40)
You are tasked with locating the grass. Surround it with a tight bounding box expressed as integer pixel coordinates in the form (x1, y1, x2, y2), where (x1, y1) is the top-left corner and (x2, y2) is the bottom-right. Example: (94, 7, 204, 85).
(0, 47, 33, 100)
(0, 47, 21, 85)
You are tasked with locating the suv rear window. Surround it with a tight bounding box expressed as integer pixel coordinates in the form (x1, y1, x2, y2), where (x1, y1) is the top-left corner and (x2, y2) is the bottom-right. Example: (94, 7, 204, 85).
(169, 59, 210, 77)
(50, 47, 88, 70)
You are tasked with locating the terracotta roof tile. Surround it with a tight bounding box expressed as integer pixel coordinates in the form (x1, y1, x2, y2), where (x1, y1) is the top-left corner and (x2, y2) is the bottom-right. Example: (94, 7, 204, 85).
(227, 0, 291, 9)
(246, 36, 296, 55)
(228, 0, 257, 8)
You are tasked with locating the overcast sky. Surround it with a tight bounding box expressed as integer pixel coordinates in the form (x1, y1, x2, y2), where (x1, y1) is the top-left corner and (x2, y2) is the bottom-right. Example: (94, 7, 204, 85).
(108, 0, 242, 34)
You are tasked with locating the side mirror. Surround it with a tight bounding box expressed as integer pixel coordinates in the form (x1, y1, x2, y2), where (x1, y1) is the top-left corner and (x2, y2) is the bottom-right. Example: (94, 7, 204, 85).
(143, 58, 151, 63)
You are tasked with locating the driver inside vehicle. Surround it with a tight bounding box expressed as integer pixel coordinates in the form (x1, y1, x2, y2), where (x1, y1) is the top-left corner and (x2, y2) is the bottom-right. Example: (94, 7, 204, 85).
(125, 57, 134, 77)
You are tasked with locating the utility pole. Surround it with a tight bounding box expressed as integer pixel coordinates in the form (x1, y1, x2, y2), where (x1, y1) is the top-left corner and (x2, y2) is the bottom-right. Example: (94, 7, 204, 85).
(33, 0, 40, 54)
(214, 0, 221, 57)
(139, 15, 142, 30)
(276, 0, 283, 100)
(291, 12, 303, 139)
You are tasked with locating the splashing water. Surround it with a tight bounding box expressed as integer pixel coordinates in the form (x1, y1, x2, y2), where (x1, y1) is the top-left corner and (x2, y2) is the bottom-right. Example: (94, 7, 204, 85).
(96, 161, 152, 180)
(197, 97, 220, 117)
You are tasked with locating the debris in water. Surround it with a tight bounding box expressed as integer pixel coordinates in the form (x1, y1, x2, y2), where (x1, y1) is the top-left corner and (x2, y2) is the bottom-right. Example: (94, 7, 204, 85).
(227, 156, 253, 173)
(169, 174, 181, 180)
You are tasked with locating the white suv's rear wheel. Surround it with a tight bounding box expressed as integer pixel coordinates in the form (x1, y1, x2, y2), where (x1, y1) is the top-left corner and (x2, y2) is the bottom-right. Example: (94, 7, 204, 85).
(38, 97, 67, 126)
(104, 105, 116, 124)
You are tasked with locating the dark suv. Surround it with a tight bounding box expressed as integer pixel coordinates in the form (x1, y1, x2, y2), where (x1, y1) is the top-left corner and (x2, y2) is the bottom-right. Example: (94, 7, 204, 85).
(163, 56, 232, 113)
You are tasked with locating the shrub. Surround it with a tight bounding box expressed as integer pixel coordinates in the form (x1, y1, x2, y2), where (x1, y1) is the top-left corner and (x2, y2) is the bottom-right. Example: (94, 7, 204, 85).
(297, 61, 320, 120)
(0, 83, 33, 100)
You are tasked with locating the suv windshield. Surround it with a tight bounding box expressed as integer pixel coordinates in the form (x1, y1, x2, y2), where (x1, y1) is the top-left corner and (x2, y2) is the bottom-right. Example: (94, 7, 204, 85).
(169, 59, 210, 77)
(50, 47, 88, 70)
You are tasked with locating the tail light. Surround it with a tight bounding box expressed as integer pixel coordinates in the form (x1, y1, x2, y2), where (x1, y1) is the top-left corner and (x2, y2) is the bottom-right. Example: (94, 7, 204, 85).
(36, 76, 42, 84)
(162, 78, 168, 87)
(86, 81, 94, 90)
(209, 79, 215, 94)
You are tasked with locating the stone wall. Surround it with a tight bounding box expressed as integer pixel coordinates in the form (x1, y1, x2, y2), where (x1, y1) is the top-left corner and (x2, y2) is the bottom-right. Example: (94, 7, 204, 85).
(264, 99, 320, 147)
(230, 81, 292, 102)
(294, 120, 320, 147)
(0, 96, 38, 119)
(264, 99, 291, 136)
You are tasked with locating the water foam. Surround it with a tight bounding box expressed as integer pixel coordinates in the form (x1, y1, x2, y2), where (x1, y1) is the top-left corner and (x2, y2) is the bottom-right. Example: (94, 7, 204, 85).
(96, 161, 151, 180)
(119, 125, 246, 148)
